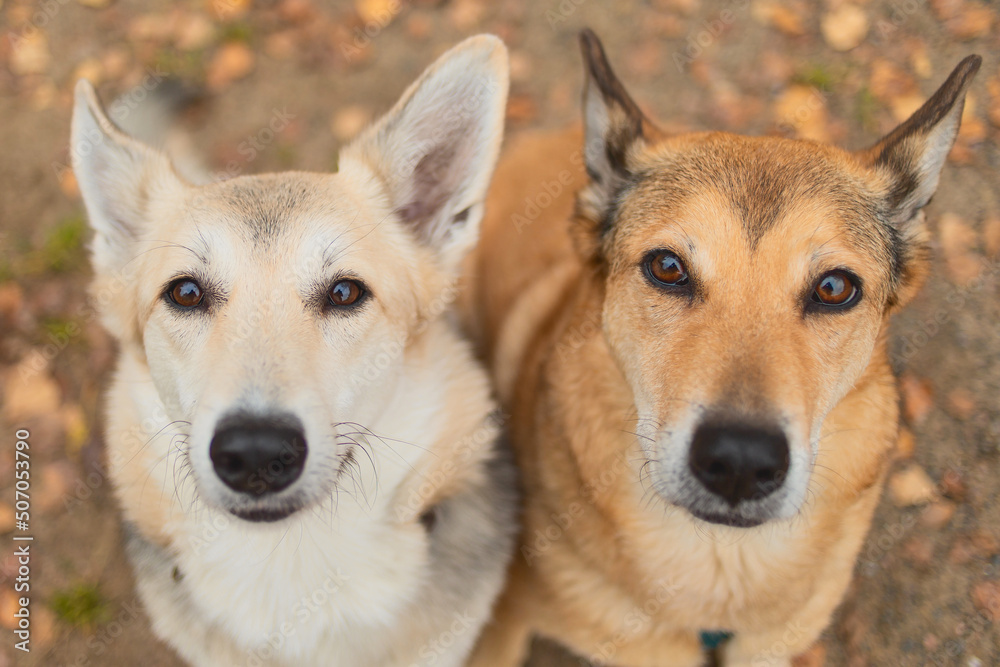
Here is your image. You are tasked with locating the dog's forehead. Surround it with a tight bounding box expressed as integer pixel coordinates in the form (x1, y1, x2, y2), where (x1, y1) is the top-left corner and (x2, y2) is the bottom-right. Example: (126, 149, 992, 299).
(614, 135, 897, 269)
(197, 173, 347, 242)
(173, 172, 395, 267)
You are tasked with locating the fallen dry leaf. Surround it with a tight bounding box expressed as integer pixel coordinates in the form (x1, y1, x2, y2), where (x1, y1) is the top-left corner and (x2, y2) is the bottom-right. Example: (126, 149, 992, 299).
(647, 12, 686, 39)
(406, 13, 432, 40)
(264, 31, 298, 60)
(652, 0, 698, 16)
(901, 535, 936, 569)
(753, 0, 806, 36)
(758, 51, 795, 88)
(919, 501, 957, 529)
(947, 142, 975, 165)
(356, 0, 401, 25)
(792, 642, 826, 667)
(987, 75, 1000, 128)
(889, 464, 938, 507)
(207, 0, 251, 21)
(2, 602, 51, 651)
(950, 538, 977, 565)
(689, 58, 713, 87)
(175, 13, 216, 51)
(448, 0, 485, 31)
(713, 86, 762, 129)
(940, 468, 967, 501)
(506, 94, 537, 124)
(0, 282, 24, 322)
(206, 42, 255, 91)
(930, 0, 963, 21)
(2, 362, 61, 423)
(821, 4, 868, 51)
(509, 51, 533, 84)
(9, 30, 50, 76)
(626, 40, 665, 79)
(983, 216, 1000, 257)
(6, 4, 32, 24)
(950, 531, 1000, 565)
(773, 84, 830, 142)
(839, 605, 870, 657)
(909, 43, 932, 79)
(128, 13, 176, 43)
(890, 93, 924, 123)
(59, 168, 80, 200)
(971, 581, 1000, 621)
(900, 373, 934, 425)
(896, 426, 916, 459)
(278, 0, 318, 23)
(330, 105, 370, 142)
(970, 530, 1000, 556)
(0, 503, 14, 534)
(100, 46, 131, 80)
(34, 606, 55, 650)
(30, 78, 57, 111)
(946, 388, 977, 419)
(945, 2, 995, 40)
(869, 59, 917, 102)
(72, 57, 104, 86)
(938, 212, 983, 286)
(36, 461, 78, 513)
(0, 590, 20, 630)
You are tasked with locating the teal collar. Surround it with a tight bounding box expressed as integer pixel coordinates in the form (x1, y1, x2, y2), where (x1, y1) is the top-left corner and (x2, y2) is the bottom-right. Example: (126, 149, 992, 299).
(700, 629, 734, 666)
(699, 630, 733, 650)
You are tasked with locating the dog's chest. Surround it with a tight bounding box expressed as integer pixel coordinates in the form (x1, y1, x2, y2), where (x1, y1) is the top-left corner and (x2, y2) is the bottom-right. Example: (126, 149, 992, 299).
(172, 506, 427, 663)
(623, 514, 815, 627)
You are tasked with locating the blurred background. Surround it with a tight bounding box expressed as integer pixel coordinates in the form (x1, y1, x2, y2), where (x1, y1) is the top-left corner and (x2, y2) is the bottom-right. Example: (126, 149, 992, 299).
(0, 0, 998, 665)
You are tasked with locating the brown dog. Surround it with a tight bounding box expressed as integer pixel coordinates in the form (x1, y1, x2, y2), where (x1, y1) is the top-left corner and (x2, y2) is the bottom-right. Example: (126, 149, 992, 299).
(464, 30, 980, 667)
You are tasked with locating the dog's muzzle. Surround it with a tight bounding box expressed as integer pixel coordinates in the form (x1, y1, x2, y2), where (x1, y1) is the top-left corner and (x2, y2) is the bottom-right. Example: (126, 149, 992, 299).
(674, 418, 793, 527)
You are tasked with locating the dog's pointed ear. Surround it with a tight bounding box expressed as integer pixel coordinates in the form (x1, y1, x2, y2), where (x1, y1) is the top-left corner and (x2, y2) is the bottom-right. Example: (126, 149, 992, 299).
(578, 29, 654, 220)
(860, 55, 981, 227)
(72, 79, 185, 272)
(340, 35, 509, 274)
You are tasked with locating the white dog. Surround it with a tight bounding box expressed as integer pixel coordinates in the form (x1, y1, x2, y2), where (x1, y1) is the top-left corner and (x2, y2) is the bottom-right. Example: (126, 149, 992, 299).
(71, 35, 517, 667)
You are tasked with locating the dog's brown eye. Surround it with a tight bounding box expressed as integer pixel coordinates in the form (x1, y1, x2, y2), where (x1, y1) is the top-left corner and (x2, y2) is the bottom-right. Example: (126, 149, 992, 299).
(646, 251, 689, 287)
(812, 271, 858, 307)
(328, 280, 364, 307)
(168, 279, 204, 308)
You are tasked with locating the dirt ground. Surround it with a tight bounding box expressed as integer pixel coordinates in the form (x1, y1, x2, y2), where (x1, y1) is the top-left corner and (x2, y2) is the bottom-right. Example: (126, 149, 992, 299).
(0, 0, 998, 665)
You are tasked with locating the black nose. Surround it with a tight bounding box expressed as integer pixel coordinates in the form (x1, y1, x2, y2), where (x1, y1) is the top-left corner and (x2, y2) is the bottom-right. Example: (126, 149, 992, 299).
(210, 415, 307, 495)
(688, 422, 790, 506)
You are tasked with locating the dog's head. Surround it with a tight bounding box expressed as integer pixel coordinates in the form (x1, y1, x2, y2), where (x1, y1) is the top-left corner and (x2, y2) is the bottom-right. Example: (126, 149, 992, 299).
(574, 31, 979, 528)
(72, 36, 508, 523)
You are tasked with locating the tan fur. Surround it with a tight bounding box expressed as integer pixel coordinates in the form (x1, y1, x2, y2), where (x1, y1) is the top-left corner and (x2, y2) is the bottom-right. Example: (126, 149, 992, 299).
(466, 34, 979, 667)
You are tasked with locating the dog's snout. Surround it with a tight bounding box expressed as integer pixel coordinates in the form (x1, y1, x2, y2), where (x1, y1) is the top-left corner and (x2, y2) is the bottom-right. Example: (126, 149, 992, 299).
(210, 415, 307, 496)
(688, 422, 790, 506)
